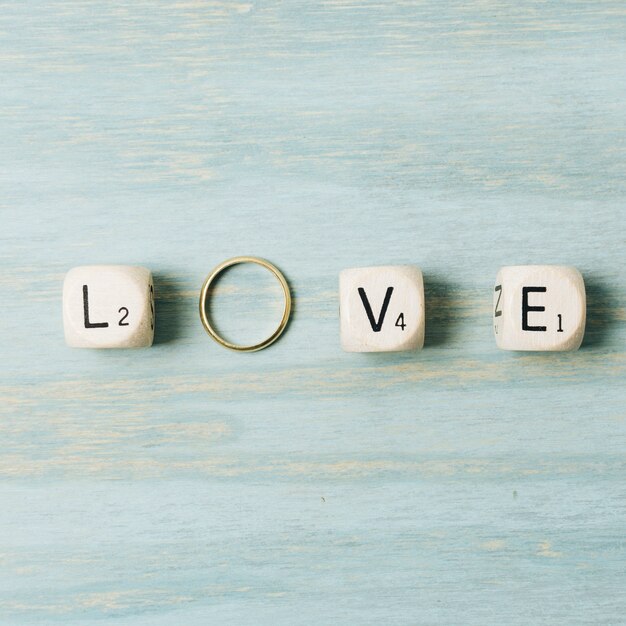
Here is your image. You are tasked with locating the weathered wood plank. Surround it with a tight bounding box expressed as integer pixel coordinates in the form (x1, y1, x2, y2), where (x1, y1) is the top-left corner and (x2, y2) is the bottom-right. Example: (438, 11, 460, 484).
(0, 1, 624, 623)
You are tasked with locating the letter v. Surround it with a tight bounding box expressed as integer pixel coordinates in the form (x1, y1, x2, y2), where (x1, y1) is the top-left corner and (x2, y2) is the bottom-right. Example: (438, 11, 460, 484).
(358, 287, 394, 332)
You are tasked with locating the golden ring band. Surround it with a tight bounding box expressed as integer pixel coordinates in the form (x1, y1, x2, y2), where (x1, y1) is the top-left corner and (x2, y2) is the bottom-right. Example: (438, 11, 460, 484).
(199, 256, 292, 352)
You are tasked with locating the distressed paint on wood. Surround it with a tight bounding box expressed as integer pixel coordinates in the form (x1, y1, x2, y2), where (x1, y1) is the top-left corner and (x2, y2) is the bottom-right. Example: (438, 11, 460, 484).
(0, 1, 625, 624)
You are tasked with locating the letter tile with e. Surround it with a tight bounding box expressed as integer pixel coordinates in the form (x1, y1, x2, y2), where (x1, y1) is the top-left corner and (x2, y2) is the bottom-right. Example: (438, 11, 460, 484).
(493, 265, 586, 351)
(63, 265, 155, 348)
(340, 265, 425, 352)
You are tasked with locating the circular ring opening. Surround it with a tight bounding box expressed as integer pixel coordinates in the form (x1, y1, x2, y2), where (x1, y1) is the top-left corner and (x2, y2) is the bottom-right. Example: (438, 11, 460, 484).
(199, 256, 292, 352)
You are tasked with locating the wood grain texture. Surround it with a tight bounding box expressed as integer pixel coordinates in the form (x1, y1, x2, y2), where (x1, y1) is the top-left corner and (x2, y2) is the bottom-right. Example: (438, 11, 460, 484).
(0, 1, 625, 623)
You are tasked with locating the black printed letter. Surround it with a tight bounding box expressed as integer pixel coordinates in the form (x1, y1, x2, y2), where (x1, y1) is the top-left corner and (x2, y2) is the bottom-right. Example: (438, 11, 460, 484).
(494, 285, 503, 317)
(522, 286, 547, 332)
(358, 287, 394, 332)
(83, 285, 109, 329)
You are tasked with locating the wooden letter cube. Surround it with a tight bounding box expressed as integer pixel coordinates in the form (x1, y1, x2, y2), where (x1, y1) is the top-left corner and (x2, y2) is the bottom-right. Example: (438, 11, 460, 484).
(493, 265, 585, 351)
(63, 265, 155, 348)
(340, 265, 425, 352)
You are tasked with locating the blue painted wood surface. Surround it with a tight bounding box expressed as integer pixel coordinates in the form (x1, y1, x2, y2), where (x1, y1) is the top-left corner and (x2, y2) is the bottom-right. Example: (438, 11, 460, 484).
(1, 1, 625, 623)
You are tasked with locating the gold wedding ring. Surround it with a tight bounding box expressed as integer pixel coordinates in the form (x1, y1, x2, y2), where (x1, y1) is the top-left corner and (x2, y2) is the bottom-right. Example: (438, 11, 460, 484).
(199, 257, 292, 352)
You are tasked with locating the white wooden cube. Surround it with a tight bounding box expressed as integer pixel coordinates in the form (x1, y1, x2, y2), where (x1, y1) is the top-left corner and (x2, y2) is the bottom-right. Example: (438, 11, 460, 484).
(340, 265, 425, 352)
(493, 265, 585, 351)
(63, 265, 155, 348)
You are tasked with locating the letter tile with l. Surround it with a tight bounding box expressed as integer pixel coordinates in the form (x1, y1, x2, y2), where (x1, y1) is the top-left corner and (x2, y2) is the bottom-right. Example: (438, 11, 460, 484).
(63, 265, 155, 348)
